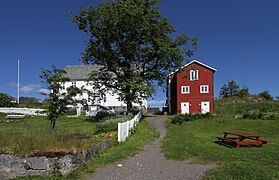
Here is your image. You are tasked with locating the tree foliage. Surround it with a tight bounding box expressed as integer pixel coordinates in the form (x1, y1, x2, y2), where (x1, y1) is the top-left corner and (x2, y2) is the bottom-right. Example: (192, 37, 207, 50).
(238, 86, 250, 98)
(220, 80, 240, 98)
(0, 93, 15, 107)
(40, 65, 81, 130)
(71, 0, 197, 112)
(259, 90, 273, 101)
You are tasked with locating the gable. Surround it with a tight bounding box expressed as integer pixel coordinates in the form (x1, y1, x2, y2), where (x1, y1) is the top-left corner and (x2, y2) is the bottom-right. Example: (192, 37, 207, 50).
(169, 60, 217, 76)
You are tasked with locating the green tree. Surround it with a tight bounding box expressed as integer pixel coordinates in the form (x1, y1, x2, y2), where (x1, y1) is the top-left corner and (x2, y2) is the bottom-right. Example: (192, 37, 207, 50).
(40, 65, 81, 130)
(0, 93, 15, 107)
(238, 86, 250, 98)
(71, 0, 197, 112)
(220, 84, 229, 98)
(220, 80, 240, 98)
(18, 97, 42, 108)
(258, 90, 273, 101)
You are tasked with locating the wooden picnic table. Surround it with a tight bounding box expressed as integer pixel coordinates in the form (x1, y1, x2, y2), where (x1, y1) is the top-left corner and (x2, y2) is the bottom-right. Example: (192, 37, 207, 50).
(216, 132, 269, 148)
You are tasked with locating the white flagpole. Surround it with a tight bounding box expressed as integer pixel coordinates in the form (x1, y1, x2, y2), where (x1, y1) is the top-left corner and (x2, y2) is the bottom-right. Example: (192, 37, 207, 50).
(17, 59, 20, 104)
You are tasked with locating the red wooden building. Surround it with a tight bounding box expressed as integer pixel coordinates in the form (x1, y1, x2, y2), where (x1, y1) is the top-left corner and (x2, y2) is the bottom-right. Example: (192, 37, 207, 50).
(167, 60, 217, 114)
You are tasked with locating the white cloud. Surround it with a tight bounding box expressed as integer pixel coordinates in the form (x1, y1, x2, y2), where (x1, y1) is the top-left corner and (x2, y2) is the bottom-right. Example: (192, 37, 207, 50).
(38, 88, 50, 95)
(21, 85, 35, 93)
(147, 100, 165, 105)
(20, 84, 41, 93)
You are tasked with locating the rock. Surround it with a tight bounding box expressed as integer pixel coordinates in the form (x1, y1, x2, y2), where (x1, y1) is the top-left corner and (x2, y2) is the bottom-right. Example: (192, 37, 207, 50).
(86, 146, 97, 160)
(57, 155, 77, 175)
(23, 161, 31, 170)
(222, 114, 234, 119)
(0, 140, 111, 178)
(234, 115, 243, 119)
(26, 157, 47, 170)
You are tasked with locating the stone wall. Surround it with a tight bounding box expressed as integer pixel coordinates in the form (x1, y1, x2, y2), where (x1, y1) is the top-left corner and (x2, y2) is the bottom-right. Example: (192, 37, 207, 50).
(0, 141, 110, 179)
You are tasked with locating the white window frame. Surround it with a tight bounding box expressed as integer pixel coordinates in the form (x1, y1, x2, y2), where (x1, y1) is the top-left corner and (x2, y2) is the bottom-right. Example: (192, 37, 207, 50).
(61, 83, 65, 90)
(181, 86, 190, 94)
(72, 81, 76, 87)
(200, 85, 209, 93)
(190, 70, 198, 81)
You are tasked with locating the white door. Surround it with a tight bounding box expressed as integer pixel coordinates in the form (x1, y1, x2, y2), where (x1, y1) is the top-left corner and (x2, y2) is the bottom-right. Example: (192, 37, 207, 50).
(181, 102, 189, 114)
(201, 101, 210, 114)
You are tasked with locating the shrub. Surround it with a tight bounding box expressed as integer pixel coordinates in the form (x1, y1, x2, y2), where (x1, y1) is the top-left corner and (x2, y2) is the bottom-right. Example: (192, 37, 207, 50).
(170, 113, 213, 124)
(130, 108, 139, 115)
(95, 121, 118, 134)
(94, 115, 134, 133)
(87, 111, 115, 122)
(242, 112, 278, 120)
(258, 90, 273, 101)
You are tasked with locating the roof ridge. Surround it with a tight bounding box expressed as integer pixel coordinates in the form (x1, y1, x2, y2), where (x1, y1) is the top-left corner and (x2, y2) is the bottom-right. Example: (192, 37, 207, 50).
(168, 59, 217, 75)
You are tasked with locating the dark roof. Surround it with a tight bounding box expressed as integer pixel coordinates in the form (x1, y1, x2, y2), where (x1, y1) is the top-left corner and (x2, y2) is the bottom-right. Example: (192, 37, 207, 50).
(64, 65, 101, 80)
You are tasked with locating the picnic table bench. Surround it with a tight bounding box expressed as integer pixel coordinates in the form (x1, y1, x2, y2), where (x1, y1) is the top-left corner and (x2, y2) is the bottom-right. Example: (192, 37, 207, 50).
(6, 114, 25, 119)
(216, 132, 270, 148)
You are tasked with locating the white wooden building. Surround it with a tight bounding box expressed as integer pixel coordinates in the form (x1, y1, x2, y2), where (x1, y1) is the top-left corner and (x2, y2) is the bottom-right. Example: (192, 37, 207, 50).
(63, 65, 147, 111)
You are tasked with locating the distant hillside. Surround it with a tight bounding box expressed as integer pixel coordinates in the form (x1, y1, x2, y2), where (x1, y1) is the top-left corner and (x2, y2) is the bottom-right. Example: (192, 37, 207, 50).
(215, 95, 266, 103)
(215, 96, 279, 119)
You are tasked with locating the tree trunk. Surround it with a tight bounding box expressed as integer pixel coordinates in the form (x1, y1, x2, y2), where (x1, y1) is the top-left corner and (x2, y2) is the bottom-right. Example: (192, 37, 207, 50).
(126, 101, 132, 115)
(52, 119, 56, 130)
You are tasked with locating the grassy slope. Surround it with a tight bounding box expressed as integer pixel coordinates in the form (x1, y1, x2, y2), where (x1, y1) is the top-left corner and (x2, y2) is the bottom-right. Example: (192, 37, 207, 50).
(215, 97, 279, 115)
(0, 115, 131, 156)
(162, 100, 279, 179)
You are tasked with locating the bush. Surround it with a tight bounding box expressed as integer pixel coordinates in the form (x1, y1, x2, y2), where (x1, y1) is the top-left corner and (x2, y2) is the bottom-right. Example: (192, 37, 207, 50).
(259, 90, 273, 101)
(95, 121, 118, 134)
(242, 112, 278, 120)
(130, 108, 139, 115)
(87, 111, 115, 122)
(171, 113, 213, 124)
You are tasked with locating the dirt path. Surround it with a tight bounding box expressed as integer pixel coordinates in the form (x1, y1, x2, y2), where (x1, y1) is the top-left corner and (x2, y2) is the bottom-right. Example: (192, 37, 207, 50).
(87, 115, 216, 180)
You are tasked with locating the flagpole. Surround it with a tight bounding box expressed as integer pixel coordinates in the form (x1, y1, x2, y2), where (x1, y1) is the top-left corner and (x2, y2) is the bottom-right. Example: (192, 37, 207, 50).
(17, 59, 20, 104)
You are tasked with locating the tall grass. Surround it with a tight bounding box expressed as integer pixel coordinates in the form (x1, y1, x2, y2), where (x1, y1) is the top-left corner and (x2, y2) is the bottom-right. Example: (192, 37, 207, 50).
(0, 115, 134, 157)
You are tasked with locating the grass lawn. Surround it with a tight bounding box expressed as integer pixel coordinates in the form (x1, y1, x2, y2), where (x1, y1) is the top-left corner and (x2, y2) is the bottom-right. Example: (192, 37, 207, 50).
(161, 117, 279, 179)
(0, 115, 131, 157)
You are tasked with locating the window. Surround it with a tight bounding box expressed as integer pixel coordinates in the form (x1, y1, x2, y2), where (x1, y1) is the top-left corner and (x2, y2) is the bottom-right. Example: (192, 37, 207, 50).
(190, 70, 198, 81)
(200, 85, 209, 93)
(72, 81, 76, 87)
(61, 83, 65, 90)
(181, 86, 190, 94)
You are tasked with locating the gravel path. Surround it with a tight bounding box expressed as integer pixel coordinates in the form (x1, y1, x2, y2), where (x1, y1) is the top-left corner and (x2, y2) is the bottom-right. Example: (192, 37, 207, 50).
(87, 115, 216, 180)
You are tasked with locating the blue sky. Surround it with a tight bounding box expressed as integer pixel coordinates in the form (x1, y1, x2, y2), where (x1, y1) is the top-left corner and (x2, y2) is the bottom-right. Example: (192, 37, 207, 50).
(1, 0, 279, 107)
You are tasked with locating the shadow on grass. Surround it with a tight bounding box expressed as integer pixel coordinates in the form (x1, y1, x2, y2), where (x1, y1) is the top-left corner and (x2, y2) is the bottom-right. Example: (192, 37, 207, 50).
(214, 141, 235, 148)
(214, 141, 264, 149)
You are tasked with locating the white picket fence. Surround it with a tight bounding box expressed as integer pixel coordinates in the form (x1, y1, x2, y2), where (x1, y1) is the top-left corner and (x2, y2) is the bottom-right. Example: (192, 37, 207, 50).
(118, 110, 143, 142)
(0, 107, 47, 116)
